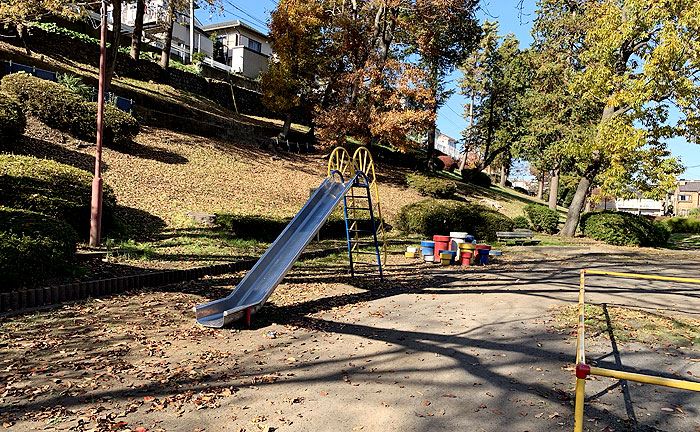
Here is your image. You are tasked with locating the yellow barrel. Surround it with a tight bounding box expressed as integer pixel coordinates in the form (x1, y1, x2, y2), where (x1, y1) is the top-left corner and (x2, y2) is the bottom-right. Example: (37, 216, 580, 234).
(405, 252, 417, 258)
(459, 243, 476, 251)
(440, 258, 452, 266)
(439, 252, 453, 259)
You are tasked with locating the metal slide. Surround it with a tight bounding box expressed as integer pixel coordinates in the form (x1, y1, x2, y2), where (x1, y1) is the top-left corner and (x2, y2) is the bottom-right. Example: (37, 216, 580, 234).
(194, 171, 355, 328)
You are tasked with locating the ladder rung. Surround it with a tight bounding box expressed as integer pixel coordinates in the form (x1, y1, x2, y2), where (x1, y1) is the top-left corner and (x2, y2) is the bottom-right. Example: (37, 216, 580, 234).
(348, 229, 373, 233)
(353, 262, 381, 266)
(352, 251, 379, 255)
(346, 207, 371, 210)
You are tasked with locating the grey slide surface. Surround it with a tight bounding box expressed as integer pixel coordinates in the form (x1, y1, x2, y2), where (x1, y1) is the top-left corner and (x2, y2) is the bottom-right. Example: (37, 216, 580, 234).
(194, 173, 355, 328)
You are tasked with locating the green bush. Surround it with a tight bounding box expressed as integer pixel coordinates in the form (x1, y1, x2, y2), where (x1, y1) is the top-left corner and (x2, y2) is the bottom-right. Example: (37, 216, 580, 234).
(395, 199, 513, 241)
(512, 215, 531, 230)
(0, 206, 78, 290)
(0, 154, 117, 239)
(659, 217, 700, 234)
(460, 168, 492, 188)
(1, 72, 138, 146)
(0, 93, 26, 145)
(406, 172, 457, 199)
(579, 210, 670, 246)
(57, 72, 93, 100)
(216, 212, 348, 241)
(524, 204, 560, 234)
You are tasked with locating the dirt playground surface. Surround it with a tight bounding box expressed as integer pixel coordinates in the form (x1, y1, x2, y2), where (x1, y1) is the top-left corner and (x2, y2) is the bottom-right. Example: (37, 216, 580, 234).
(1, 247, 699, 432)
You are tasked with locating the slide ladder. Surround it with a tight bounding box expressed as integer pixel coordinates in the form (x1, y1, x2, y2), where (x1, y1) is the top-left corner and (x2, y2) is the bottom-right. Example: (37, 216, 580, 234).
(343, 171, 384, 280)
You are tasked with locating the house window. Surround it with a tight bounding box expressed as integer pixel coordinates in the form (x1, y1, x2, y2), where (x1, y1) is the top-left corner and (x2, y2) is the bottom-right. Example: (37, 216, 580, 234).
(679, 194, 690, 201)
(248, 39, 262, 52)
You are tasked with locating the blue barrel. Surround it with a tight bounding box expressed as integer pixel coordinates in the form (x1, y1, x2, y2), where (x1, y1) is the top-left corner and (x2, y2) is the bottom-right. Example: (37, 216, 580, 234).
(465, 235, 475, 242)
(478, 249, 489, 265)
(489, 250, 502, 256)
(420, 241, 435, 256)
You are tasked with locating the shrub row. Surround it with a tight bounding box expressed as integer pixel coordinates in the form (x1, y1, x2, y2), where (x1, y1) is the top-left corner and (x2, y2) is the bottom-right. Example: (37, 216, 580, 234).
(579, 210, 669, 247)
(0, 207, 78, 290)
(0, 154, 117, 239)
(659, 217, 700, 234)
(0, 72, 138, 147)
(0, 93, 26, 145)
(406, 172, 457, 199)
(216, 211, 349, 242)
(511, 215, 531, 230)
(524, 204, 560, 234)
(396, 199, 513, 241)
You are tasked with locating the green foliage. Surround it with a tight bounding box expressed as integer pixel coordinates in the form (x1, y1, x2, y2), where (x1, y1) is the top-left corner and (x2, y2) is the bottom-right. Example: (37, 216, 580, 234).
(0, 93, 26, 146)
(57, 72, 93, 100)
(524, 204, 559, 234)
(0, 154, 117, 239)
(216, 212, 348, 242)
(0, 206, 78, 290)
(512, 215, 531, 229)
(406, 172, 457, 199)
(460, 168, 491, 187)
(459, 21, 529, 170)
(660, 217, 700, 234)
(170, 60, 198, 74)
(32, 22, 102, 46)
(192, 52, 206, 63)
(688, 208, 700, 217)
(580, 210, 670, 247)
(1, 73, 139, 146)
(395, 199, 513, 241)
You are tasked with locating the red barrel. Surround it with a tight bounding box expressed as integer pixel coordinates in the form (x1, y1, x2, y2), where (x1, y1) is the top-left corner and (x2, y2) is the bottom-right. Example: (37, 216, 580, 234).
(433, 235, 450, 260)
(461, 251, 472, 266)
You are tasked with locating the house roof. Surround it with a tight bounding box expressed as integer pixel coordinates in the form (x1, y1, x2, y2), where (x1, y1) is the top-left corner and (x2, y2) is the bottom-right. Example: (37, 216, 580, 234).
(679, 181, 700, 192)
(201, 20, 268, 40)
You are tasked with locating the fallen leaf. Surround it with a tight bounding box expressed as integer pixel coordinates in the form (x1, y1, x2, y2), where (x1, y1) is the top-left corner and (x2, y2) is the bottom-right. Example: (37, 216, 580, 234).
(320, 391, 328, 396)
(492, 410, 503, 415)
(421, 401, 431, 406)
(442, 394, 457, 398)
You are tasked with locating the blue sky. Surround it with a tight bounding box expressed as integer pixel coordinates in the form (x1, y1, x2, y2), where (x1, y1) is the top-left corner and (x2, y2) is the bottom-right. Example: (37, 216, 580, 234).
(196, 0, 700, 180)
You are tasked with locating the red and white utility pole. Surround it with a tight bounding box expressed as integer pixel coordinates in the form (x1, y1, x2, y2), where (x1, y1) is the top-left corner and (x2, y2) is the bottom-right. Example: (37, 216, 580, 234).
(89, 0, 108, 247)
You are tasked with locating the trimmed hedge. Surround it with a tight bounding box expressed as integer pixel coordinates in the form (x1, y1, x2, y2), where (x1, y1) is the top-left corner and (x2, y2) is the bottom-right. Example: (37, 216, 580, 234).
(659, 217, 700, 234)
(396, 199, 513, 241)
(406, 172, 457, 199)
(437, 155, 457, 172)
(0, 72, 138, 147)
(460, 168, 492, 188)
(524, 204, 560, 234)
(512, 215, 531, 229)
(216, 211, 349, 241)
(0, 154, 117, 239)
(579, 210, 670, 247)
(0, 206, 78, 290)
(0, 93, 26, 146)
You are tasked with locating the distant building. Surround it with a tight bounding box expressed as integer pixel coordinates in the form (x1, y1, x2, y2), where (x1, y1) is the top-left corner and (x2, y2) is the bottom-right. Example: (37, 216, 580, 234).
(201, 20, 271, 78)
(614, 198, 666, 216)
(434, 133, 460, 160)
(672, 180, 700, 216)
(117, 0, 214, 61)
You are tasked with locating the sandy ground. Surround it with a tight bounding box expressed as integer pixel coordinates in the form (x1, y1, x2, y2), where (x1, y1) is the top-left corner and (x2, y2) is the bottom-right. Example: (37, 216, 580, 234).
(1, 247, 699, 432)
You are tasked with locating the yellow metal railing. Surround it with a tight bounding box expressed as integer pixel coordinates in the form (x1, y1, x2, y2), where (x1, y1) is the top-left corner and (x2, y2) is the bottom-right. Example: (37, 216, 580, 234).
(573, 269, 700, 432)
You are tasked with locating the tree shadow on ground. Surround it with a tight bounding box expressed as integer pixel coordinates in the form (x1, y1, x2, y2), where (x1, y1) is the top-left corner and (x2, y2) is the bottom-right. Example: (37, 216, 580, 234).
(9, 135, 98, 173)
(117, 140, 188, 165)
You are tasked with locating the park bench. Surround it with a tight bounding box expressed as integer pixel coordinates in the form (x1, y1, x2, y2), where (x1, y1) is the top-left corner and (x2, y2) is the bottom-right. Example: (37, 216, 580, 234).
(496, 229, 541, 245)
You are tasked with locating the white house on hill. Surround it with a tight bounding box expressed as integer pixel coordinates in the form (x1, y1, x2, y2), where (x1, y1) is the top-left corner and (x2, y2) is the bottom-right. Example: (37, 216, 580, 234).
(201, 20, 271, 78)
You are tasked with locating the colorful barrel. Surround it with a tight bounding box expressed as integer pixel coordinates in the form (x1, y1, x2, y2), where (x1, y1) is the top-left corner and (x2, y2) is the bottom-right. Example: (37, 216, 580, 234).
(460, 251, 472, 266)
(420, 241, 435, 256)
(465, 235, 475, 242)
(405, 251, 417, 258)
(439, 250, 456, 264)
(424, 254, 435, 263)
(477, 248, 489, 265)
(450, 232, 468, 258)
(433, 235, 450, 260)
(489, 250, 502, 256)
(406, 246, 418, 253)
(440, 258, 452, 266)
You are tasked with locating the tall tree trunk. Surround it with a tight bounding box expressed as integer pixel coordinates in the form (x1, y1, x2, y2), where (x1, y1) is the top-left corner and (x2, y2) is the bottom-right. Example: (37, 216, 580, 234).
(548, 166, 560, 210)
(560, 160, 600, 236)
(280, 112, 292, 139)
(537, 174, 544, 200)
(16, 23, 31, 55)
(426, 124, 436, 170)
(459, 89, 474, 171)
(105, 0, 121, 90)
(499, 164, 507, 187)
(160, 3, 176, 70)
(130, 0, 145, 61)
(561, 104, 616, 237)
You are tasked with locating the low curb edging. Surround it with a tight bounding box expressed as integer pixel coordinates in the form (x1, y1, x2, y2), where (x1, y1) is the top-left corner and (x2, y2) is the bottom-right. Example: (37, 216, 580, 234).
(0, 247, 345, 316)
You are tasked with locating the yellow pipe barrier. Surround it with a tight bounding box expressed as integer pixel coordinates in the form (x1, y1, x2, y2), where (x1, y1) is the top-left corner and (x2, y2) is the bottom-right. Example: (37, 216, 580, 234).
(573, 378, 586, 432)
(589, 366, 700, 392)
(576, 270, 586, 364)
(584, 269, 700, 284)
